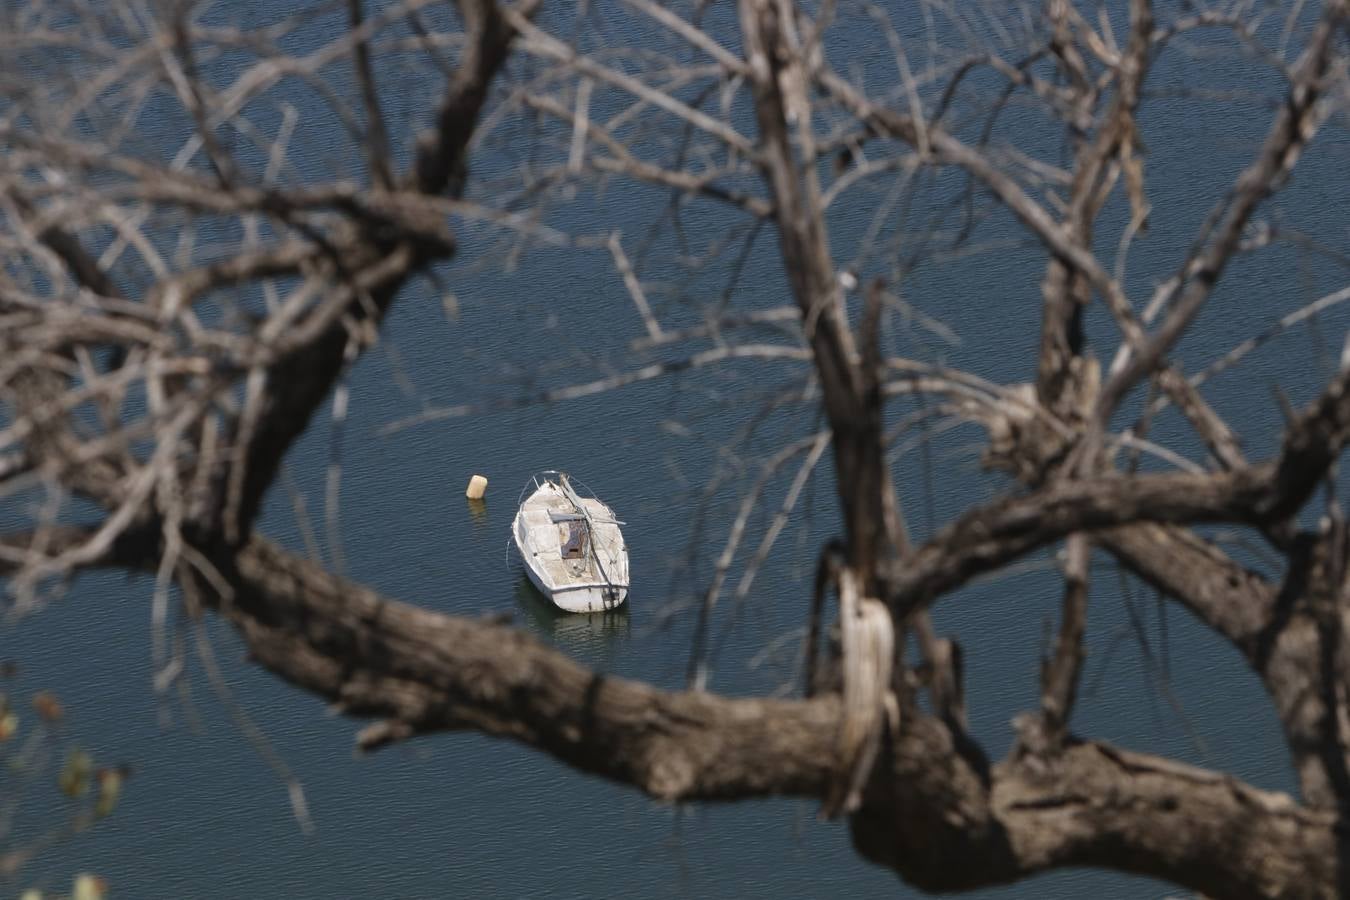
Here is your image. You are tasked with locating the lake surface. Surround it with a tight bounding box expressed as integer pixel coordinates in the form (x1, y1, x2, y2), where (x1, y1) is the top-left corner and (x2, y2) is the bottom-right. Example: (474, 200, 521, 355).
(4, 2, 1349, 898)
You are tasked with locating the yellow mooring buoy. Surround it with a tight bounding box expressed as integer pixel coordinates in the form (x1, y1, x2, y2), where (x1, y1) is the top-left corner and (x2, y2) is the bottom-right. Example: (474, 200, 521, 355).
(465, 474, 488, 500)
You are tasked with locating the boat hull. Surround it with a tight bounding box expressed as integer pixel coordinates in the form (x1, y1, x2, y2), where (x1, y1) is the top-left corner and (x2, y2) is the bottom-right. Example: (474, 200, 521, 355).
(512, 474, 629, 614)
(517, 555, 628, 613)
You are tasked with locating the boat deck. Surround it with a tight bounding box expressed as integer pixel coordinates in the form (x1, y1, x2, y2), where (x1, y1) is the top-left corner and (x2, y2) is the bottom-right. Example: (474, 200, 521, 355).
(517, 483, 628, 591)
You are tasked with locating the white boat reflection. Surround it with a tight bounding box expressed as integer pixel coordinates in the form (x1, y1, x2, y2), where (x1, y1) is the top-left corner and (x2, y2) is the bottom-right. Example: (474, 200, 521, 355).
(514, 573, 631, 646)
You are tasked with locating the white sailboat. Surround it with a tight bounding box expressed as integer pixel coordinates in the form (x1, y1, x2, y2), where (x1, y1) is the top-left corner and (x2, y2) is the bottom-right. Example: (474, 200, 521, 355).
(512, 471, 629, 613)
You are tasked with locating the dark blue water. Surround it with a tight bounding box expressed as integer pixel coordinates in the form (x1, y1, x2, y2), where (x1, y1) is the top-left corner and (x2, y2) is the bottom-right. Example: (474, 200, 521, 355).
(4, 2, 1349, 897)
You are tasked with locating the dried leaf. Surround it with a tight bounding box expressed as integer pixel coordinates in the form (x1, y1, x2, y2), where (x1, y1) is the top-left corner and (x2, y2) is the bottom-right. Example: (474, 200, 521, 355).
(96, 769, 122, 817)
(72, 874, 107, 900)
(59, 748, 93, 798)
(1120, 124, 1150, 231)
(32, 691, 64, 723)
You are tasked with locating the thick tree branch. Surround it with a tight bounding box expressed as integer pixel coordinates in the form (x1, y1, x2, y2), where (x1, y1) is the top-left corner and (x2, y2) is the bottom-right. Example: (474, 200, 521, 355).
(193, 538, 1348, 898)
(886, 466, 1272, 614)
(215, 536, 842, 802)
(853, 727, 1342, 899)
(1270, 367, 1350, 522)
(894, 363, 1350, 615)
(1098, 523, 1275, 650)
(991, 740, 1337, 898)
(24, 528, 1317, 898)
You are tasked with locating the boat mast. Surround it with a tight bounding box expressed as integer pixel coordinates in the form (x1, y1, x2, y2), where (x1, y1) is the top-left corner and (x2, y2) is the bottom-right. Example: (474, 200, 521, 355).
(558, 473, 619, 604)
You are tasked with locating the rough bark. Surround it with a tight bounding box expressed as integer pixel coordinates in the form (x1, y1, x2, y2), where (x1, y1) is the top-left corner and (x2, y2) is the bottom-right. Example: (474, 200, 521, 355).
(18, 520, 1345, 897)
(855, 730, 1344, 899)
(186, 537, 1350, 898)
(217, 537, 844, 802)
